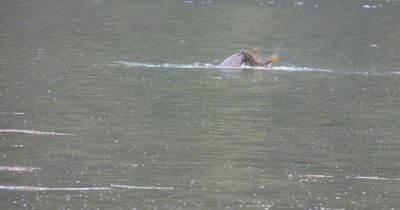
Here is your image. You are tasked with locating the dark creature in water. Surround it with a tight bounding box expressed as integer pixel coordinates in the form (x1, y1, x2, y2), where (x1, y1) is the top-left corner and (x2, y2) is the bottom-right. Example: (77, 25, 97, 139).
(220, 49, 278, 68)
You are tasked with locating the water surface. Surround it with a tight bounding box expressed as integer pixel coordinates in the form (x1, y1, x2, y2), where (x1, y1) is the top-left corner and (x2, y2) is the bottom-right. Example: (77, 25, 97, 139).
(1, 0, 400, 209)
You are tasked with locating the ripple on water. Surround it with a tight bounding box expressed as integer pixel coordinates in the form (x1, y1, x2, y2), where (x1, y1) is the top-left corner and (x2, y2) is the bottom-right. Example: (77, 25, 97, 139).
(0, 185, 112, 192)
(295, 174, 400, 181)
(0, 129, 76, 136)
(112, 61, 333, 72)
(0, 184, 174, 192)
(0, 166, 41, 172)
(112, 61, 400, 76)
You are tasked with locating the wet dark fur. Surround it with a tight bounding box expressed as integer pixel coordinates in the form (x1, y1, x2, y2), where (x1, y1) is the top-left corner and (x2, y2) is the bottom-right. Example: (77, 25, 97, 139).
(241, 51, 271, 66)
(220, 50, 272, 67)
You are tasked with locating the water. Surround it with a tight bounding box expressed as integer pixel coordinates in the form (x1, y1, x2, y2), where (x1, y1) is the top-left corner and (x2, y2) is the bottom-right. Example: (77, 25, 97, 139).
(1, 0, 400, 209)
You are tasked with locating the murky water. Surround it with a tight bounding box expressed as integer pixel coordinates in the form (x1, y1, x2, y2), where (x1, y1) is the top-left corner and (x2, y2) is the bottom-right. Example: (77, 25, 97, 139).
(1, 0, 400, 209)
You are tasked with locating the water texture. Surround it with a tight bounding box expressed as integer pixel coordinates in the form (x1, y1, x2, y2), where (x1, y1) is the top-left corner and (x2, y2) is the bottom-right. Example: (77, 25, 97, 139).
(1, 0, 400, 209)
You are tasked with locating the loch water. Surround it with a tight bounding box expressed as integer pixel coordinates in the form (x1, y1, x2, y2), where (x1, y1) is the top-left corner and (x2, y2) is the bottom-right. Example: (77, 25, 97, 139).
(1, 0, 400, 209)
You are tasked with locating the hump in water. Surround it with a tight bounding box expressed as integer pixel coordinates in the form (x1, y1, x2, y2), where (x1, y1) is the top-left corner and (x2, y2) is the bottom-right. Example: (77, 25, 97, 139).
(220, 53, 246, 67)
(220, 50, 278, 68)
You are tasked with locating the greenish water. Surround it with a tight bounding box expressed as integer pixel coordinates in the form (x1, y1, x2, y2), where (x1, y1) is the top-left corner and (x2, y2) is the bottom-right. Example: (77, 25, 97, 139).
(1, 0, 400, 209)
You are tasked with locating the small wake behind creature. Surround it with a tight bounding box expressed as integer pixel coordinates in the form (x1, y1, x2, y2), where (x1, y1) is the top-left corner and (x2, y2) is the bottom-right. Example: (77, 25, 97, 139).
(113, 47, 315, 71)
(220, 47, 279, 68)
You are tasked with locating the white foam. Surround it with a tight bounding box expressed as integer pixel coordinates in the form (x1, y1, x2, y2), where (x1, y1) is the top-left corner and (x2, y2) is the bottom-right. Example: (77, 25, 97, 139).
(363, 4, 379, 9)
(113, 61, 217, 69)
(112, 61, 333, 73)
(0, 129, 77, 136)
(112, 61, 400, 76)
(294, 2, 304, 6)
(0, 112, 25, 115)
(110, 184, 174, 190)
(0, 166, 40, 172)
(297, 174, 400, 181)
(269, 66, 332, 72)
(0, 185, 112, 191)
(0, 184, 174, 192)
(301, 174, 334, 179)
(347, 176, 400, 181)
